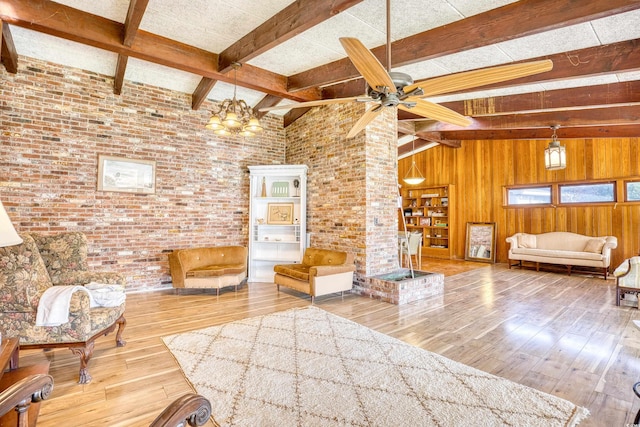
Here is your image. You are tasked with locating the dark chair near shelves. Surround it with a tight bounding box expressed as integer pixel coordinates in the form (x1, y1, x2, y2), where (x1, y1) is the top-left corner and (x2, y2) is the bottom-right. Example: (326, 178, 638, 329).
(400, 232, 422, 270)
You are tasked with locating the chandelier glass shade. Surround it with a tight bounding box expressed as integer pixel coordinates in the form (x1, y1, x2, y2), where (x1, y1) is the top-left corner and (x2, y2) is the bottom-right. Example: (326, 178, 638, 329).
(403, 138, 425, 185)
(544, 125, 566, 170)
(206, 63, 263, 137)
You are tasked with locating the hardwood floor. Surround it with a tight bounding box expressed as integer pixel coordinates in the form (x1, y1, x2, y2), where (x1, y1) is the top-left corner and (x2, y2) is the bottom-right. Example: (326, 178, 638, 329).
(18, 261, 640, 426)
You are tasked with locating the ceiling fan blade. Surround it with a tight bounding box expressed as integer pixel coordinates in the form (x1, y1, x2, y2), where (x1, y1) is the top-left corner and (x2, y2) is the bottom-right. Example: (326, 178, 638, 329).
(399, 99, 471, 127)
(259, 96, 366, 112)
(340, 37, 396, 94)
(347, 105, 383, 138)
(404, 59, 553, 98)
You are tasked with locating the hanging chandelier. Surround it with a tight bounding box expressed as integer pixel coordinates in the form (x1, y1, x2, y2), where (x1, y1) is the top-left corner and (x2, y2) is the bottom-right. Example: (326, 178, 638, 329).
(206, 62, 263, 137)
(544, 125, 566, 170)
(403, 137, 425, 185)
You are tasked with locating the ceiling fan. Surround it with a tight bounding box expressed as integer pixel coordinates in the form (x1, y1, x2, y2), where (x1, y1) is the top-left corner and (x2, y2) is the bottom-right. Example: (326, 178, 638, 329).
(260, 0, 553, 139)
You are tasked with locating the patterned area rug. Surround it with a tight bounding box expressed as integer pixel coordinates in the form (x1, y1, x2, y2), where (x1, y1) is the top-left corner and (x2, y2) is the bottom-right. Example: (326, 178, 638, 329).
(163, 307, 588, 426)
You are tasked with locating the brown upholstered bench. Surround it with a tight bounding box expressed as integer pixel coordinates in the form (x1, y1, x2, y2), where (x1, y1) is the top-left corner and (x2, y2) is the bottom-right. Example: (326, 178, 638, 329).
(168, 246, 247, 294)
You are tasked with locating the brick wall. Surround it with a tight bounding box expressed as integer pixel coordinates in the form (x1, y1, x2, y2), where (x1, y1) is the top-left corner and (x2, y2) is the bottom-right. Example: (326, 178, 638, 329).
(1, 57, 285, 291)
(286, 103, 399, 291)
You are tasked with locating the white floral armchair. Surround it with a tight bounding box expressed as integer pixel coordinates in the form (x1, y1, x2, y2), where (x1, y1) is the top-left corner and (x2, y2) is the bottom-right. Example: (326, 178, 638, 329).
(0, 232, 126, 384)
(614, 256, 640, 307)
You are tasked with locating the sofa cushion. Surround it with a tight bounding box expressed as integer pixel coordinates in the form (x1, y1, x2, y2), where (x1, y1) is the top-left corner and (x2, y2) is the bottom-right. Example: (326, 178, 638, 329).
(584, 238, 605, 253)
(518, 234, 536, 248)
(273, 264, 310, 281)
(511, 247, 603, 261)
(187, 263, 246, 278)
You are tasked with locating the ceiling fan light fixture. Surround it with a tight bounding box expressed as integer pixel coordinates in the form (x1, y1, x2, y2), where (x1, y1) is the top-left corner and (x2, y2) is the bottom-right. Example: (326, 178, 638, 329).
(544, 125, 566, 170)
(206, 63, 262, 137)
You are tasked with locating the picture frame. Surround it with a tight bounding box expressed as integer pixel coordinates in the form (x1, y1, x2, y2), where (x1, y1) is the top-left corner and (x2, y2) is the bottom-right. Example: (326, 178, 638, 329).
(465, 222, 497, 263)
(267, 203, 294, 225)
(97, 155, 156, 194)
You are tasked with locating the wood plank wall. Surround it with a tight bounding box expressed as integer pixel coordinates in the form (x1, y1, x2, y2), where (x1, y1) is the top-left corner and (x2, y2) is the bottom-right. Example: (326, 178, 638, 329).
(398, 137, 640, 268)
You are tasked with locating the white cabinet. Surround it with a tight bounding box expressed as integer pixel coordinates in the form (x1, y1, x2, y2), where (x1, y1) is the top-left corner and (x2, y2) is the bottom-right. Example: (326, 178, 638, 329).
(248, 165, 307, 282)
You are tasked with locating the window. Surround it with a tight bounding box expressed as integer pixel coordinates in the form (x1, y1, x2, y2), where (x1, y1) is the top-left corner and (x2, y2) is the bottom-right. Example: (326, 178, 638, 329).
(559, 182, 615, 204)
(506, 186, 552, 205)
(626, 181, 640, 202)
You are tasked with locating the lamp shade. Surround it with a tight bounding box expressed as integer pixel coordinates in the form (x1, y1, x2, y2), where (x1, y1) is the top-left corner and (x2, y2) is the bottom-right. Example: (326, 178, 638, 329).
(0, 200, 22, 247)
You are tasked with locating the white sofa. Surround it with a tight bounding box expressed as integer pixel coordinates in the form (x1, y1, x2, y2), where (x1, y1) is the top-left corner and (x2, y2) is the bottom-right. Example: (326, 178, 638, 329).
(506, 232, 617, 279)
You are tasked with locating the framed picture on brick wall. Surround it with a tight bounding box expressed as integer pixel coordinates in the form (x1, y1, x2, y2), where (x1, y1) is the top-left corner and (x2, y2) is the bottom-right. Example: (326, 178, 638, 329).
(97, 155, 156, 194)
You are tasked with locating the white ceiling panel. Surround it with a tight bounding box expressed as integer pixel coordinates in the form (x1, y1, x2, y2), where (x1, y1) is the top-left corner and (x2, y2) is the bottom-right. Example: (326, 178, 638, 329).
(11, 27, 118, 76)
(590, 9, 640, 44)
(206, 81, 268, 107)
(124, 58, 201, 94)
(445, 0, 518, 18)
(430, 45, 514, 75)
(51, 0, 129, 22)
(345, 0, 465, 41)
(617, 70, 640, 82)
(248, 11, 389, 76)
(496, 23, 600, 61)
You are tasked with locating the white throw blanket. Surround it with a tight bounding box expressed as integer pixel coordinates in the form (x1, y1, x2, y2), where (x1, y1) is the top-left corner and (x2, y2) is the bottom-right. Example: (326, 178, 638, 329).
(85, 282, 126, 307)
(36, 283, 126, 327)
(36, 286, 94, 327)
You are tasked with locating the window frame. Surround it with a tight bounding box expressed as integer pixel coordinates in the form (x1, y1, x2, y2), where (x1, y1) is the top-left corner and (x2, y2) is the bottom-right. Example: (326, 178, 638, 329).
(504, 185, 553, 207)
(557, 181, 617, 205)
(624, 180, 640, 203)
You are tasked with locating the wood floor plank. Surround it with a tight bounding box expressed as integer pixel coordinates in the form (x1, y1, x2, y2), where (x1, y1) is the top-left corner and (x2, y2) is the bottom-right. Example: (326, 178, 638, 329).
(14, 262, 640, 426)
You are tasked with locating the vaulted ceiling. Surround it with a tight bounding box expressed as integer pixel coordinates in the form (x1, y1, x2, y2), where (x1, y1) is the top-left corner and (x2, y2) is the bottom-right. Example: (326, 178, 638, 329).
(1, 0, 639, 155)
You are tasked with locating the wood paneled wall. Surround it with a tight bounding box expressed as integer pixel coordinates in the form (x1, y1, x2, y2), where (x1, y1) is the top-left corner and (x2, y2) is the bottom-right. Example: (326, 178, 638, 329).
(398, 138, 640, 268)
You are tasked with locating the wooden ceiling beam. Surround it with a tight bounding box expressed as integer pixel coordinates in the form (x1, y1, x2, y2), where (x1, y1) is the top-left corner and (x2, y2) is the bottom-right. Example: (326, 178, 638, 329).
(415, 105, 640, 132)
(191, 78, 217, 110)
(114, 54, 128, 95)
(218, 0, 363, 73)
(396, 121, 415, 135)
(254, 94, 283, 119)
(122, 0, 149, 47)
(452, 81, 640, 116)
(288, 0, 640, 91)
(397, 80, 640, 121)
(1, 21, 18, 74)
(283, 107, 312, 127)
(434, 124, 640, 140)
(0, 0, 320, 102)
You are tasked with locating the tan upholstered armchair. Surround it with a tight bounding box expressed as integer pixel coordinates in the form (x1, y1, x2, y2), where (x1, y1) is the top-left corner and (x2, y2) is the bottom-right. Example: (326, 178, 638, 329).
(614, 256, 640, 307)
(273, 248, 356, 303)
(0, 233, 126, 384)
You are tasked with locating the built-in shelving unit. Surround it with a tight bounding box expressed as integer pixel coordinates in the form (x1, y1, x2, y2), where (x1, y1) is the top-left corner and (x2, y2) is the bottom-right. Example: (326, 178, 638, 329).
(248, 165, 307, 282)
(400, 184, 454, 259)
